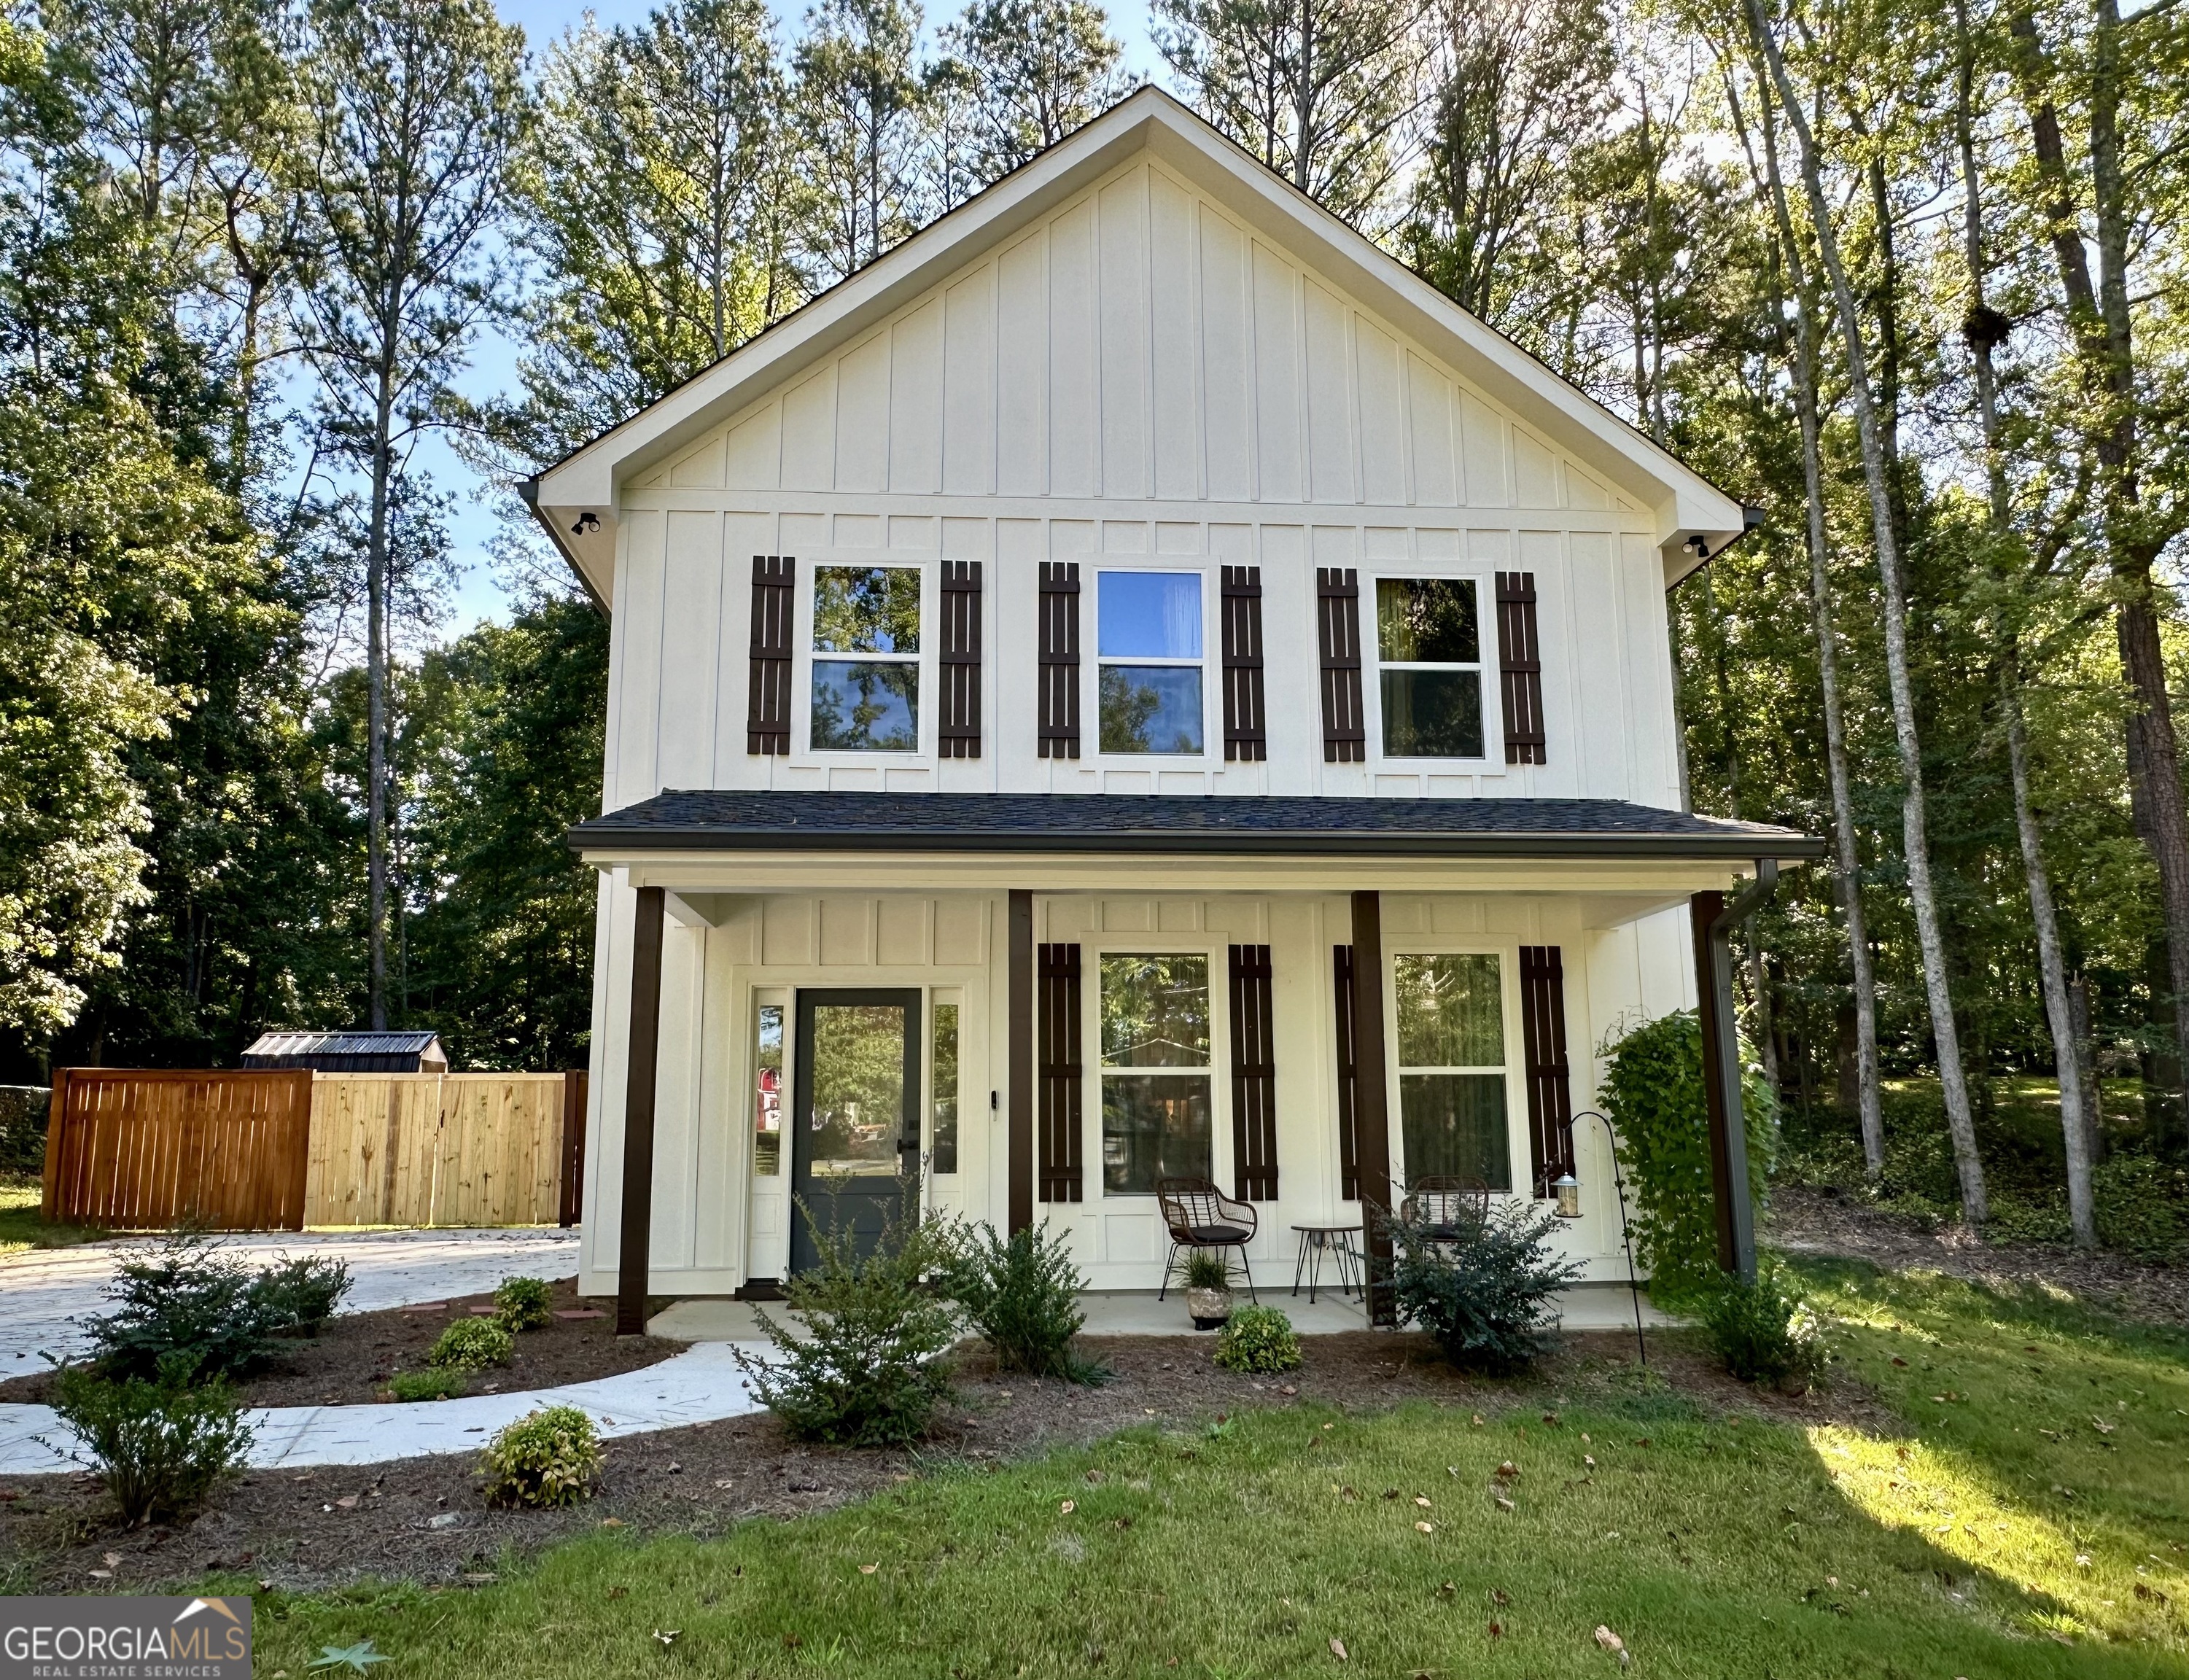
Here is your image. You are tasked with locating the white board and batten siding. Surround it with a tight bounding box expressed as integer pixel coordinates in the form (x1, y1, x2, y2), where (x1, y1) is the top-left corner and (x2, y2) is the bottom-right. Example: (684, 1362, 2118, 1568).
(601, 154, 1682, 816)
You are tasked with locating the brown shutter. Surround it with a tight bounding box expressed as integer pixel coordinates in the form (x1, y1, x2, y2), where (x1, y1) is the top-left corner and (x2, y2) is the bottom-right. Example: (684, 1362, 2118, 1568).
(1331, 944, 1359, 1201)
(746, 554, 793, 755)
(1317, 567, 1366, 763)
(1221, 566, 1267, 763)
(1038, 942, 1083, 1201)
(1038, 562, 1080, 760)
(1496, 571, 1546, 765)
(939, 560, 982, 758)
(1228, 944, 1278, 1199)
(1519, 945, 1575, 1194)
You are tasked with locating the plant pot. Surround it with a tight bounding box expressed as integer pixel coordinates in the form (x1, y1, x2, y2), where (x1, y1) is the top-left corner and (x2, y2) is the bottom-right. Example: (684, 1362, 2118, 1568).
(1186, 1286, 1233, 1330)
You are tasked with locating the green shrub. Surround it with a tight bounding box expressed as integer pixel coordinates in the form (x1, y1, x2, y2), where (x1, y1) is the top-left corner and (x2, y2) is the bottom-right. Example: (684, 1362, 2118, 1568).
(734, 1196, 963, 1446)
(429, 1317, 513, 1372)
(387, 1368, 467, 1402)
(1213, 1305, 1301, 1374)
(1984, 1191, 2075, 1248)
(946, 1221, 1103, 1382)
(1698, 1261, 1827, 1389)
(82, 1235, 279, 1382)
(494, 1275, 554, 1332)
(252, 1255, 352, 1337)
(1599, 1011, 1775, 1303)
(44, 1356, 254, 1524)
(1385, 1198, 1581, 1374)
(481, 1406, 600, 1507)
(1181, 1249, 1235, 1291)
(2093, 1155, 2185, 1259)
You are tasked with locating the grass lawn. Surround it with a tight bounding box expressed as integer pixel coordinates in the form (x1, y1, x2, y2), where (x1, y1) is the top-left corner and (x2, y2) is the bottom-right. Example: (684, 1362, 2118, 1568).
(0, 1173, 104, 1257)
(238, 1258, 2189, 1679)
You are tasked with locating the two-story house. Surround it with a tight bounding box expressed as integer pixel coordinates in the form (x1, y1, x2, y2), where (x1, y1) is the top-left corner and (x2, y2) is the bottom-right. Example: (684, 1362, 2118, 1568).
(528, 88, 1821, 1332)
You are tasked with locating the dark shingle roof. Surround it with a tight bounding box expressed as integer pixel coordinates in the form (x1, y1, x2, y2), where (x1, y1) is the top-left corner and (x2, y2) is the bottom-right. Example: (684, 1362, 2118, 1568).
(569, 793, 1821, 861)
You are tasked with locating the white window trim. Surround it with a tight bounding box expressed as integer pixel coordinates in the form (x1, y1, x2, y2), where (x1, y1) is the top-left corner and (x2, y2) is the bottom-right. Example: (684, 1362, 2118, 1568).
(1083, 936, 1232, 1202)
(1380, 941, 1528, 1197)
(793, 554, 936, 761)
(1364, 569, 1496, 769)
(1087, 563, 1214, 763)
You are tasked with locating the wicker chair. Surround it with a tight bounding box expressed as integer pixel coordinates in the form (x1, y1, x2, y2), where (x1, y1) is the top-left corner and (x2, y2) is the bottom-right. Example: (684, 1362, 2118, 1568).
(1399, 1175, 1491, 1244)
(1154, 1177, 1259, 1302)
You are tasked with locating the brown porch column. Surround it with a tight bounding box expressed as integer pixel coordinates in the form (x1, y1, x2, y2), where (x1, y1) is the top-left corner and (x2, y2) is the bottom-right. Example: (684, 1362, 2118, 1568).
(1008, 888, 1034, 1233)
(1350, 890, 1397, 1326)
(617, 884, 666, 1337)
(1690, 888, 1760, 1281)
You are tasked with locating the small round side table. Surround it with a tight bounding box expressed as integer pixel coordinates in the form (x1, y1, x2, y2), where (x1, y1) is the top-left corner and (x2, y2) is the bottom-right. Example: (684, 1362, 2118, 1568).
(1289, 1222, 1362, 1304)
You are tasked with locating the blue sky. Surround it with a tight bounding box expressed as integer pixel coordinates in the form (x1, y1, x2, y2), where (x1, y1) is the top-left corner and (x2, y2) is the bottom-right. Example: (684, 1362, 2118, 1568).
(429, 0, 1168, 633)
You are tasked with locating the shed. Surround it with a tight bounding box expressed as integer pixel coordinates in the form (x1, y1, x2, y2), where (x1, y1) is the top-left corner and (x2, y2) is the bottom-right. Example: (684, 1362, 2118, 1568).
(241, 1030, 449, 1073)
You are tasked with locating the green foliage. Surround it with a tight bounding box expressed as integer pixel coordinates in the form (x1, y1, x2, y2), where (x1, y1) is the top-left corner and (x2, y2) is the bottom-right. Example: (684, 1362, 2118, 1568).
(1698, 1261, 1827, 1388)
(1213, 1305, 1302, 1374)
(429, 1317, 513, 1372)
(2092, 1156, 2185, 1260)
(1599, 1011, 1774, 1303)
(480, 1405, 601, 1508)
(734, 1197, 962, 1446)
(387, 1367, 467, 1402)
(254, 1256, 354, 1337)
(1385, 1197, 1582, 1374)
(494, 1275, 554, 1332)
(82, 1236, 272, 1382)
(1181, 1249, 1235, 1292)
(47, 1356, 254, 1523)
(944, 1221, 1101, 1382)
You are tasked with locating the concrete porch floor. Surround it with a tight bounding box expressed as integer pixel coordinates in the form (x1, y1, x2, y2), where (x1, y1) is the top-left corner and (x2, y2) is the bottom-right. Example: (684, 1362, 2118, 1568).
(645, 1280, 1671, 1342)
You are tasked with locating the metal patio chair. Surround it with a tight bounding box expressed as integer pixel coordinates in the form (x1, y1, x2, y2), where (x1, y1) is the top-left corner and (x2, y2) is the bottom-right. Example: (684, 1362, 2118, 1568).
(1154, 1177, 1259, 1302)
(1399, 1175, 1492, 1245)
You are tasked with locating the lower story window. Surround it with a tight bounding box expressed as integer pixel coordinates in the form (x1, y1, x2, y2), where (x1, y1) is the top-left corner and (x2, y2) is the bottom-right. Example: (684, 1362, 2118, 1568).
(930, 999, 960, 1175)
(1098, 952, 1213, 1192)
(753, 1002, 784, 1177)
(1393, 952, 1511, 1190)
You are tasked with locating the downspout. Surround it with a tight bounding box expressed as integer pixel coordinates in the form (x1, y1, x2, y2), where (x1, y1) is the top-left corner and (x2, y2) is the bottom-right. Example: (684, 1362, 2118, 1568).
(1706, 858, 1780, 1281)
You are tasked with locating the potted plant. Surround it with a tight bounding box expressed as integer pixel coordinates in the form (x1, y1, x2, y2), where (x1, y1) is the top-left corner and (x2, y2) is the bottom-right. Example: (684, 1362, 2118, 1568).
(1181, 1251, 1235, 1330)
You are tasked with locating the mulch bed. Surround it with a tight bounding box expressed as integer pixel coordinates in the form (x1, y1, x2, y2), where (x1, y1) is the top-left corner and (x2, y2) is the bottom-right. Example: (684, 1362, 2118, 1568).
(1768, 1184, 2189, 1326)
(0, 1278, 670, 1410)
(0, 1326, 1883, 1595)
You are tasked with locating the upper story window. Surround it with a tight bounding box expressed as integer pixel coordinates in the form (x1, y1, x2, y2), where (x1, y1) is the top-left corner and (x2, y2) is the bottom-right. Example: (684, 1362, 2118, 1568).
(1097, 570, 1204, 755)
(811, 564, 920, 752)
(1376, 577, 1485, 759)
(1393, 952, 1511, 1191)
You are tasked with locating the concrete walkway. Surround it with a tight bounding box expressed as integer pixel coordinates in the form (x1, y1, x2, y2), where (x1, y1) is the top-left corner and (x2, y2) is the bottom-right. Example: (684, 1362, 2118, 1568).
(0, 1340, 766, 1476)
(0, 1227, 582, 1368)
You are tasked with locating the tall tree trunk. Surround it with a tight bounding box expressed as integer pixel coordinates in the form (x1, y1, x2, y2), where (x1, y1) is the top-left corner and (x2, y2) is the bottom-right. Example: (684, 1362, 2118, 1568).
(366, 348, 394, 1031)
(1747, 0, 1987, 1221)
(1750, 55, 1884, 1175)
(1955, 0, 2093, 1242)
(2010, 1, 2189, 1151)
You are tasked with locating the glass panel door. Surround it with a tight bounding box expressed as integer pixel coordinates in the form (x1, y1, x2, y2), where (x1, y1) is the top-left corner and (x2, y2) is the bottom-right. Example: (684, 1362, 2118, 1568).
(790, 989, 920, 1272)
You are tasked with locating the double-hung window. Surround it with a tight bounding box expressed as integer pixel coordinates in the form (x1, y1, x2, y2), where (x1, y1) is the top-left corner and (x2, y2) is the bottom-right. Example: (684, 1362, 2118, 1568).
(811, 564, 921, 752)
(1098, 953, 1213, 1192)
(1393, 953, 1512, 1190)
(1377, 577, 1485, 759)
(1097, 571, 1204, 755)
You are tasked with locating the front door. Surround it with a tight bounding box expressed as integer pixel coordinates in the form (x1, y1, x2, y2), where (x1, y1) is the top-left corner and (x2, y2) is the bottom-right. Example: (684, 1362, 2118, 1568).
(789, 989, 922, 1272)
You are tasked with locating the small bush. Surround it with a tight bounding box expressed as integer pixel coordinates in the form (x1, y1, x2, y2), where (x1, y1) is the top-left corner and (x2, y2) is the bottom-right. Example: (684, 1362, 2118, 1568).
(946, 1221, 1103, 1382)
(45, 1356, 254, 1524)
(1699, 1261, 1827, 1389)
(734, 1194, 962, 1446)
(429, 1318, 513, 1372)
(1385, 1198, 1582, 1375)
(1213, 1305, 1301, 1373)
(387, 1368, 467, 1402)
(252, 1255, 352, 1337)
(82, 1235, 278, 1382)
(2093, 1154, 2185, 1259)
(1181, 1249, 1235, 1292)
(494, 1276, 554, 1332)
(481, 1406, 600, 1508)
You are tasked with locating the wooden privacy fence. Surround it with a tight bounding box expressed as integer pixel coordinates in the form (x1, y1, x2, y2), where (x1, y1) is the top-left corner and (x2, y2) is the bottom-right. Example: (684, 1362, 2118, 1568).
(42, 1068, 588, 1232)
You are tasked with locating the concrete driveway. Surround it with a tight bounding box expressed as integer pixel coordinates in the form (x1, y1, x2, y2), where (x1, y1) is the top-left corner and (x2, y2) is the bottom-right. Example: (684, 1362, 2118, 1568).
(0, 1227, 583, 1369)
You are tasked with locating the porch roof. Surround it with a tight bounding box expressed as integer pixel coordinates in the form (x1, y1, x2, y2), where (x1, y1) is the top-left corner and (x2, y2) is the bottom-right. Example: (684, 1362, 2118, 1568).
(569, 792, 1822, 863)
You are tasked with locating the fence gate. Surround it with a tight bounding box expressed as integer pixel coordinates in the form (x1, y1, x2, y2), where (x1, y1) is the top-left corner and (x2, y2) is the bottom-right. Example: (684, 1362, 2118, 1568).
(42, 1068, 314, 1231)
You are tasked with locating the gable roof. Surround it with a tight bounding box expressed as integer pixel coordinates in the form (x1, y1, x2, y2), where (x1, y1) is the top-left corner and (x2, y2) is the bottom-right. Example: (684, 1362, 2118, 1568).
(526, 86, 1746, 606)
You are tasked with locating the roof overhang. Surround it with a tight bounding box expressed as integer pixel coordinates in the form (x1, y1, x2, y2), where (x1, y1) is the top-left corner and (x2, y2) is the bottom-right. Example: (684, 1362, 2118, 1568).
(526, 88, 1747, 607)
